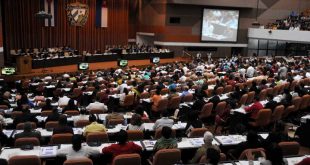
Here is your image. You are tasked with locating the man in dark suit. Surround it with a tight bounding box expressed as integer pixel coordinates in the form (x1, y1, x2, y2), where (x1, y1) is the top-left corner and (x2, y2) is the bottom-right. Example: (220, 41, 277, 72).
(46, 108, 61, 122)
(265, 94, 278, 112)
(53, 115, 73, 135)
(13, 109, 38, 128)
(15, 122, 41, 141)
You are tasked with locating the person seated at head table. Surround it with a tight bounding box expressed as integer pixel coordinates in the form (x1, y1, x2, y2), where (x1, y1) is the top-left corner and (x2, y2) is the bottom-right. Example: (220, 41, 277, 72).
(83, 114, 106, 136)
(153, 110, 174, 130)
(57, 134, 100, 160)
(190, 131, 220, 164)
(153, 126, 178, 153)
(85, 96, 108, 113)
(62, 99, 79, 113)
(15, 122, 41, 141)
(127, 114, 145, 131)
(102, 130, 142, 158)
(53, 115, 73, 135)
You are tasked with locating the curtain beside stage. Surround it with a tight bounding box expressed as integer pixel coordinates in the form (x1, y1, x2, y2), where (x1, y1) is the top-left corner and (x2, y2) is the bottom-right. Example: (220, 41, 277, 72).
(2, 0, 129, 62)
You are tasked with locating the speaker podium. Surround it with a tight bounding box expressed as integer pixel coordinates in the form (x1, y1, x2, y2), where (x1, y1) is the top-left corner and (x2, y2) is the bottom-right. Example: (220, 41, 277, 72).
(16, 56, 32, 74)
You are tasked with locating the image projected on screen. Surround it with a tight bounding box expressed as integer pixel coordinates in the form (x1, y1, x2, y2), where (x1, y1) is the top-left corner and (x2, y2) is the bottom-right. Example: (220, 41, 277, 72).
(201, 9, 239, 42)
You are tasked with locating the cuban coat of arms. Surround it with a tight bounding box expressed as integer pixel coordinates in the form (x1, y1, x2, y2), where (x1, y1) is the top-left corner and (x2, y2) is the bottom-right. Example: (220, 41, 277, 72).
(67, 2, 89, 26)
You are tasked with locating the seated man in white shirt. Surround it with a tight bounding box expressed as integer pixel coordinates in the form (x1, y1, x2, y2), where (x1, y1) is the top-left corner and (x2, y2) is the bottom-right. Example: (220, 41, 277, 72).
(58, 93, 70, 107)
(86, 96, 108, 113)
(153, 110, 174, 130)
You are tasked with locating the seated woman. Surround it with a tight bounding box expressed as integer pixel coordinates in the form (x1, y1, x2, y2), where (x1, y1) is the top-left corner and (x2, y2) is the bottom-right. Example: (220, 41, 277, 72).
(204, 148, 221, 165)
(57, 135, 99, 160)
(153, 126, 178, 152)
(102, 130, 142, 158)
(127, 114, 145, 131)
(62, 99, 78, 113)
(53, 116, 73, 135)
(190, 131, 220, 163)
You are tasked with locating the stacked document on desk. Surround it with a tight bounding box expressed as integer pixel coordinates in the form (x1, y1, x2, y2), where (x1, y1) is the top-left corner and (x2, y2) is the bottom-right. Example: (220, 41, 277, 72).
(3, 130, 14, 138)
(40, 146, 57, 158)
(189, 138, 204, 147)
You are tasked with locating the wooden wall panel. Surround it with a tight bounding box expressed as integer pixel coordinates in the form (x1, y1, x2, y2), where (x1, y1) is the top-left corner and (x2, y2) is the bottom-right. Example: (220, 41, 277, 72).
(3, 0, 129, 62)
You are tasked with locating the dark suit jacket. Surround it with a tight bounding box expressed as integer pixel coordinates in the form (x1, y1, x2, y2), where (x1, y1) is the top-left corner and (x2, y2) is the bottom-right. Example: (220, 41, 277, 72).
(15, 131, 41, 141)
(53, 125, 73, 135)
(265, 100, 278, 111)
(13, 113, 38, 127)
(46, 113, 60, 122)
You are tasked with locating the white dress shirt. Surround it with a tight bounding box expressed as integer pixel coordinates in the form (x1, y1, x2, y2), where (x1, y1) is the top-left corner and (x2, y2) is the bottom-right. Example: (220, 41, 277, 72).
(153, 117, 174, 130)
(86, 101, 108, 112)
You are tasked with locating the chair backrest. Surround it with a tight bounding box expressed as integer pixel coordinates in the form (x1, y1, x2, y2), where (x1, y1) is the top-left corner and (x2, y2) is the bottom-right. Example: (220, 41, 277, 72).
(63, 158, 93, 165)
(140, 92, 150, 99)
(16, 122, 37, 130)
(108, 119, 124, 126)
(259, 89, 267, 101)
(279, 141, 300, 156)
(215, 102, 227, 116)
(153, 149, 181, 165)
(182, 93, 193, 103)
(152, 99, 168, 112)
(8, 155, 41, 165)
(11, 111, 23, 119)
(50, 133, 73, 144)
(292, 96, 302, 112)
(112, 154, 141, 165)
(282, 105, 295, 119)
(168, 96, 181, 110)
(300, 95, 310, 110)
(122, 95, 135, 106)
(239, 94, 248, 107)
(75, 120, 91, 128)
(253, 109, 272, 127)
(188, 128, 208, 138)
(271, 105, 284, 123)
(239, 148, 266, 160)
(64, 110, 80, 116)
(0, 104, 9, 110)
(127, 130, 144, 141)
(14, 137, 40, 147)
(89, 109, 105, 115)
(45, 121, 59, 129)
(160, 88, 169, 95)
(154, 128, 176, 139)
(273, 85, 281, 96)
(41, 110, 53, 117)
(215, 87, 224, 95)
(86, 132, 109, 143)
(224, 85, 233, 93)
(266, 88, 273, 95)
(246, 91, 255, 105)
(199, 103, 213, 119)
